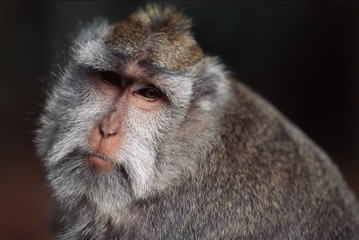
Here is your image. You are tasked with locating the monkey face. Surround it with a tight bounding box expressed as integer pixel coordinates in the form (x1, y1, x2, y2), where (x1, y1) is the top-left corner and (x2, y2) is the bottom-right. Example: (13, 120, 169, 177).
(37, 49, 192, 213)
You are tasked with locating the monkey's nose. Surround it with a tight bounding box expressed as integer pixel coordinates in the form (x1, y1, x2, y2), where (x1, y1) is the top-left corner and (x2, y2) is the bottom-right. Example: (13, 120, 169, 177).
(98, 107, 122, 139)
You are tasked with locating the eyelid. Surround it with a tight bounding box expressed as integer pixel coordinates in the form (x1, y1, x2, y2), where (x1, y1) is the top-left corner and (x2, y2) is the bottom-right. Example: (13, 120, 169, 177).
(131, 83, 160, 92)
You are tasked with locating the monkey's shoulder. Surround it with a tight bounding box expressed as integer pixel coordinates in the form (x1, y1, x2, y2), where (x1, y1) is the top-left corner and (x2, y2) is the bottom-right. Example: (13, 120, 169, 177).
(197, 78, 359, 237)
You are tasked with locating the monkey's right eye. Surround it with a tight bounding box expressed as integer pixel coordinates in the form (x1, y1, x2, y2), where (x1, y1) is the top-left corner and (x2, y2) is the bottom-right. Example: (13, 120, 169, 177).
(100, 71, 122, 87)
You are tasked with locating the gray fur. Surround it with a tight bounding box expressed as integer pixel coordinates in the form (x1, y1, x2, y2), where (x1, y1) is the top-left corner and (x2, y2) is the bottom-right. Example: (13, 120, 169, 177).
(36, 5, 359, 240)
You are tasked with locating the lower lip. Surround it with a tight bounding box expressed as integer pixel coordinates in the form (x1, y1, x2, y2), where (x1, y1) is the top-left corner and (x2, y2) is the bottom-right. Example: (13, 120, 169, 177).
(86, 155, 116, 173)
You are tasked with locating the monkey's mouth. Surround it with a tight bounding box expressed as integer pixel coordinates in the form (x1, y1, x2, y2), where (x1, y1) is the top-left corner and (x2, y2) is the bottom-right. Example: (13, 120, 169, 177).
(84, 151, 128, 179)
(87, 154, 116, 172)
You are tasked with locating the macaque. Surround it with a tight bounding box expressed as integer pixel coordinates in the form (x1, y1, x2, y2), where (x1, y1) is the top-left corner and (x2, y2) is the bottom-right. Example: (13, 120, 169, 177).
(36, 4, 359, 239)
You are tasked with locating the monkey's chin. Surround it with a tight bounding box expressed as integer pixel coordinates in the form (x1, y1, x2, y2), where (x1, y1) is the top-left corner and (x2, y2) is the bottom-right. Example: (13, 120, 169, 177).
(86, 155, 116, 173)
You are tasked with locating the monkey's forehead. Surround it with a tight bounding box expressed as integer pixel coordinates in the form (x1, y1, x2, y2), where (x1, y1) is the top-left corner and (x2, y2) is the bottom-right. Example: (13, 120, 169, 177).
(104, 6, 204, 73)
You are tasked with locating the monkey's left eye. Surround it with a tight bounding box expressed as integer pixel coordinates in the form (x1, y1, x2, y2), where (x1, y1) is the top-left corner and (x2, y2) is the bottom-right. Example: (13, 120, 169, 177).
(135, 87, 161, 101)
(100, 71, 122, 87)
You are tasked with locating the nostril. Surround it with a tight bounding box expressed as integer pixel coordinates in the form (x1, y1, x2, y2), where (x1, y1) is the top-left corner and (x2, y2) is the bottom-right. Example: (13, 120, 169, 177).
(99, 125, 106, 138)
(99, 124, 117, 138)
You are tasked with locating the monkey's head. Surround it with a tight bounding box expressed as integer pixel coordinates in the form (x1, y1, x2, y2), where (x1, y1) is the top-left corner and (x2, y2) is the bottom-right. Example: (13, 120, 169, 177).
(36, 5, 228, 218)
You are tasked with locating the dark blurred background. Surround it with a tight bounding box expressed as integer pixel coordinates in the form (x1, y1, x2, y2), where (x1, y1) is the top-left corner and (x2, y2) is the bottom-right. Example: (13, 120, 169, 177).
(0, 1, 358, 239)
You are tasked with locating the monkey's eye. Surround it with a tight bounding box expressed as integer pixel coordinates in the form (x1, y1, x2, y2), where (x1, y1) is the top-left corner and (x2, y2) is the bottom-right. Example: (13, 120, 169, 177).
(135, 87, 161, 101)
(100, 71, 121, 87)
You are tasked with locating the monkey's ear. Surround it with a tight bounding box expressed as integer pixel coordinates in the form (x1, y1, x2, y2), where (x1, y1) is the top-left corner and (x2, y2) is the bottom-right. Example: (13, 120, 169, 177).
(131, 4, 193, 35)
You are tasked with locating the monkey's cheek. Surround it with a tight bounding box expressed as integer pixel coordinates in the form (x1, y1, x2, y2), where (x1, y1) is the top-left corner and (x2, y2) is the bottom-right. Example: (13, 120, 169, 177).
(86, 155, 116, 173)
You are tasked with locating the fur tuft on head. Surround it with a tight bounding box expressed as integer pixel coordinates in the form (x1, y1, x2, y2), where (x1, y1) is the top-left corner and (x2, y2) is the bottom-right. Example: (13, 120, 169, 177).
(106, 4, 204, 73)
(131, 4, 193, 34)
